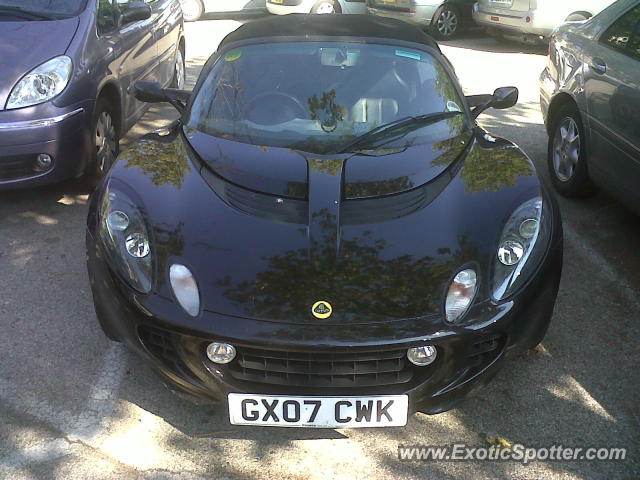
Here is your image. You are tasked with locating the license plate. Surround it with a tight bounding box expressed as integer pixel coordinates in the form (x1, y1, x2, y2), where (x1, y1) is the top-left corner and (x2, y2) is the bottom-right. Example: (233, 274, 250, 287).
(228, 394, 408, 428)
(491, 16, 500, 21)
(271, 0, 283, 4)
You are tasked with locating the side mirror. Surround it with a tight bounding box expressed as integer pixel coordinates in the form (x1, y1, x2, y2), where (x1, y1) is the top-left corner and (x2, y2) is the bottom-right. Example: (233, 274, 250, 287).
(491, 86, 519, 110)
(134, 81, 190, 115)
(120, 2, 151, 25)
(467, 86, 519, 119)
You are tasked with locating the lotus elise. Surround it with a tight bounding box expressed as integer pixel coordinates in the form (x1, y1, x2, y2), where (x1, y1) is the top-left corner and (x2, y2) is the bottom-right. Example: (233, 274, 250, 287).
(86, 15, 563, 428)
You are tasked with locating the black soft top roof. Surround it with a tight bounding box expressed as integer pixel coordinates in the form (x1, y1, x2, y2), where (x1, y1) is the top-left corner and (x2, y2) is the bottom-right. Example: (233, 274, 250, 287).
(218, 14, 440, 52)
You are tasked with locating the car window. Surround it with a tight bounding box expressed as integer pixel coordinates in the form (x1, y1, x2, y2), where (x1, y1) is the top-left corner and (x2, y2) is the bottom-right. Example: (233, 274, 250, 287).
(97, 0, 117, 34)
(187, 42, 469, 155)
(601, 5, 640, 59)
(0, 0, 87, 16)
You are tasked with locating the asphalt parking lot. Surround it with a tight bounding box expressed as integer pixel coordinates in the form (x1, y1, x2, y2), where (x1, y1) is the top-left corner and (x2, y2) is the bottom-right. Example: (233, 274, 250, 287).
(1, 17, 639, 480)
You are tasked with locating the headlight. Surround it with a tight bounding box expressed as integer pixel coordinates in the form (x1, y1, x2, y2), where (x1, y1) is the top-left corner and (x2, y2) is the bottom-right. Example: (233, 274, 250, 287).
(493, 196, 550, 300)
(6, 56, 72, 110)
(98, 182, 153, 293)
(445, 268, 478, 323)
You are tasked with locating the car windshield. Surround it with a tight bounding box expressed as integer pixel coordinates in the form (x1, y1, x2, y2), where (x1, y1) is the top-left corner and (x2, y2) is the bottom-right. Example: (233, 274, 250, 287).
(187, 42, 470, 155)
(0, 0, 86, 16)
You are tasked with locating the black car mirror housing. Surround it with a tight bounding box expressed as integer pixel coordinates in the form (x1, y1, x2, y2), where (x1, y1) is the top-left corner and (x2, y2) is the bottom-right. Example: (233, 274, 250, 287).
(467, 87, 519, 119)
(120, 2, 151, 25)
(134, 81, 190, 115)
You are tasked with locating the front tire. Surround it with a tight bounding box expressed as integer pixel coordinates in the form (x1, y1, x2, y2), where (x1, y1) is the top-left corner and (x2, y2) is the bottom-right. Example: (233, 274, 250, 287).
(180, 0, 204, 21)
(547, 103, 597, 197)
(311, 0, 341, 14)
(430, 5, 460, 40)
(85, 98, 119, 188)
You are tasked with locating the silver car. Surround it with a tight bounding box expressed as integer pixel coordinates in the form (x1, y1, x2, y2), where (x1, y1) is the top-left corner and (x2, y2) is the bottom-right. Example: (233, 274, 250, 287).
(473, 0, 615, 42)
(180, 0, 266, 21)
(540, 0, 640, 213)
(366, 0, 477, 39)
(265, 0, 366, 15)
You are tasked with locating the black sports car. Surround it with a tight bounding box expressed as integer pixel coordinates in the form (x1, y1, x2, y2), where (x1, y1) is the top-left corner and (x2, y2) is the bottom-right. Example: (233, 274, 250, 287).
(87, 15, 563, 427)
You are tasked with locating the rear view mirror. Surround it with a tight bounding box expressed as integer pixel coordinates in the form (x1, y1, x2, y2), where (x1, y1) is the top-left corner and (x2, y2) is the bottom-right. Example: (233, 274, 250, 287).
(467, 86, 519, 119)
(134, 81, 190, 115)
(120, 2, 151, 25)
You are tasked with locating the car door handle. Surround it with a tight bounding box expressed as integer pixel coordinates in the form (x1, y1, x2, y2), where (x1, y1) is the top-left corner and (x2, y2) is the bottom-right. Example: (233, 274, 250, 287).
(590, 58, 607, 75)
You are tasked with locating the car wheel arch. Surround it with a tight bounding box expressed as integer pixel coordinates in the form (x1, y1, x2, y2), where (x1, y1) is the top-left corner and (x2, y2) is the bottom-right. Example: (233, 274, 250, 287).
(96, 82, 123, 138)
(565, 11, 592, 22)
(546, 93, 579, 134)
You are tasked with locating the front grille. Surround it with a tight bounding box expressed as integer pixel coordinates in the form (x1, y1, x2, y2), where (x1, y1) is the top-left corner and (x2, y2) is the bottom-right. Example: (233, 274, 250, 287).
(227, 346, 416, 387)
(139, 325, 181, 366)
(466, 333, 506, 376)
(0, 154, 38, 181)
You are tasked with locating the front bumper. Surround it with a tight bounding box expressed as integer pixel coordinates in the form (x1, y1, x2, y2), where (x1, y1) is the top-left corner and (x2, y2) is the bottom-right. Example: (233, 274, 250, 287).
(472, 5, 555, 38)
(367, 5, 438, 27)
(0, 101, 91, 189)
(87, 221, 563, 417)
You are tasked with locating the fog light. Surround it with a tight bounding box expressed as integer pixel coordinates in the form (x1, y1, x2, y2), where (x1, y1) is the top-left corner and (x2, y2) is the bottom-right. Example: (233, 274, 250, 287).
(34, 153, 52, 171)
(206, 342, 236, 364)
(407, 345, 437, 366)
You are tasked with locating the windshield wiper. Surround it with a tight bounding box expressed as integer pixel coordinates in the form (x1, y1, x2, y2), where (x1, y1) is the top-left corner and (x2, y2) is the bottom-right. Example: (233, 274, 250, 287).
(0, 5, 56, 20)
(336, 111, 465, 154)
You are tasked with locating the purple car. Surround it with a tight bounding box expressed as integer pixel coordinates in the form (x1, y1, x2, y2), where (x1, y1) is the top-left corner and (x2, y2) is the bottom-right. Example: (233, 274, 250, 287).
(0, 0, 185, 189)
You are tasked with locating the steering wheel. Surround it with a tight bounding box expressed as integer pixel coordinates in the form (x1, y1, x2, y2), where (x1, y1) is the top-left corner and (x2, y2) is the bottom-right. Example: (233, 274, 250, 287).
(244, 91, 308, 125)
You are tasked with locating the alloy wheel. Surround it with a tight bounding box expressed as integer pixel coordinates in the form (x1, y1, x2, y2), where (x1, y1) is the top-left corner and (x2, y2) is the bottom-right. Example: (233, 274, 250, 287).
(175, 48, 185, 90)
(552, 117, 581, 182)
(315, 2, 335, 14)
(180, 0, 202, 21)
(437, 9, 458, 37)
(95, 111, 117, 175)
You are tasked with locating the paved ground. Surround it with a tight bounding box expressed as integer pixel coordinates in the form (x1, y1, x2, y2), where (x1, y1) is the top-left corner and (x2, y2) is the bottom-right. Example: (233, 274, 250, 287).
(1, 18, 639, 480)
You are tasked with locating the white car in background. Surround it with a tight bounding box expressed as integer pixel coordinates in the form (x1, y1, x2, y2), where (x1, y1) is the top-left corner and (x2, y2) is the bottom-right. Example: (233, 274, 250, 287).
(180, 0, 267, 21)
(473, 0, 616, 42)
(266, 0, 366, 15)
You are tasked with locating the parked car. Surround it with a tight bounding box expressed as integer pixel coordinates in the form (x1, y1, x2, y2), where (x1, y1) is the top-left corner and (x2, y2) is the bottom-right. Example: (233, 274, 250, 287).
(0, 0, 185, 190)
(180, 0, 266, 22)
(266, 0, 365, 16)
(87, 14, 563, 426)
(473, 0, 616, 43)
(367, 0, 477, 39)
(540, 0, 640, 213)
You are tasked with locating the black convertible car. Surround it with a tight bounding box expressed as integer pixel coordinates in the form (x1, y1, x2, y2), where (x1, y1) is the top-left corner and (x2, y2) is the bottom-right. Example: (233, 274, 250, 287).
(87, 15, 562, 427)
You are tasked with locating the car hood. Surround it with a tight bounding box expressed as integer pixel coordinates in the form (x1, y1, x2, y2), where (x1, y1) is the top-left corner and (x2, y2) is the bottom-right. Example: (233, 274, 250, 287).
(0, 18, 79, 109)
(184, 127, 474, 199)
(110, 125, 541, 326)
